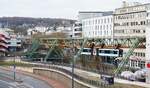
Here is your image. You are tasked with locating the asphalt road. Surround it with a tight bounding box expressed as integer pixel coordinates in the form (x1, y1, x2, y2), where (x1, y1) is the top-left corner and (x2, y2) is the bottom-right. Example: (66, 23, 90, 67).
(0, 68, 52, 88)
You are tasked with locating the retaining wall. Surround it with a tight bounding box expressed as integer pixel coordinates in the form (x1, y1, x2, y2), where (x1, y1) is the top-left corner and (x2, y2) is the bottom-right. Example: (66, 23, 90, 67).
(33, 68, 96, 88)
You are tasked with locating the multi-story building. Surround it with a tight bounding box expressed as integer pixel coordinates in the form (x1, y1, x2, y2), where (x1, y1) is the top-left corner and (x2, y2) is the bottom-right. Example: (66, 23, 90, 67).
(7, 36, 22, 52)
(27, 27, 48, 35)
(72, 22, 82, 38)
(146, 9, 150, 83)
(76, 11, 113, 38)
(114, 2, 150, 37)
(61, 26, 73, 38)
(82, 12, 113, 38)
(0, 30, 9, 56)
(114, 2, 150, 71)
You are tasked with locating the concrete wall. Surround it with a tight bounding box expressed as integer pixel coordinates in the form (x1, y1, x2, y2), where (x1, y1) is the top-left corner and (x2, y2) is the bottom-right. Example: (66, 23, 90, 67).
(33, 68, 97, 88)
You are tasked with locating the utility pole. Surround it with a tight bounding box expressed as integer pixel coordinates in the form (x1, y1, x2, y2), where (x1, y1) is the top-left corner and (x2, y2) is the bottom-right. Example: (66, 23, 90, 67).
(13, 47, 16, 81)
(71, 39, 75, 88)
(72, 57, 75, 88)
(71, 39, 87, 88)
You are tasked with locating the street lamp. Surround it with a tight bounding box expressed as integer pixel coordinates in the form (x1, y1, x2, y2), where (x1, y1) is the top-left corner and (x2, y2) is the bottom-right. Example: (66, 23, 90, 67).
(72, 56, 75, 88)
(71, 39, 87, 88)
(13, 47, 16, 81)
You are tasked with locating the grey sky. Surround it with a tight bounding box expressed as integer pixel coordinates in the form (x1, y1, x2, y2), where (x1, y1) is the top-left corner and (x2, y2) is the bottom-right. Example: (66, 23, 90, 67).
(0, 0, 149, 19)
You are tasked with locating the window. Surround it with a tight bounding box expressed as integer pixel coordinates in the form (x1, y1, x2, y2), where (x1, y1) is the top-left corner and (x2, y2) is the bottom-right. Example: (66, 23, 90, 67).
(107, 25, 108, 29)
(139, 61, 145, 69)
(98, 19, 100, 24)
(147, 12, 150, 17)
(95, 20, 97, 24)
(104, 19, 106, 23)
(108, 18, 109, 23)
(136, 22, 138, 25)
(103, 25, 105, 30)
(101, 19, 103, 24)
(7, 42, 11, 44)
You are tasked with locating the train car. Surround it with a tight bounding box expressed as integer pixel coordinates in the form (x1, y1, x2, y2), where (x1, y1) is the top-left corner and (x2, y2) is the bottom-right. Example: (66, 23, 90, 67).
(78, 48, 96, 55)
(78, 48, 123, 57)
(97, 48, 123, 57)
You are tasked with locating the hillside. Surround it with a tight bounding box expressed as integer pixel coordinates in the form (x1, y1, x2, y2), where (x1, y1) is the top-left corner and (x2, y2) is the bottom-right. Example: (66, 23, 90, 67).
(0, 17, 76, 35)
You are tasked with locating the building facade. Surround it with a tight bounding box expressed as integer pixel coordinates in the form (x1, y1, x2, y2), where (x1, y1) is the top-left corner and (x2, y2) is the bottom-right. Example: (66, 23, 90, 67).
(146, 9, 150, 83)
(72, 22, 82, 38)
(114, 2, 150, 37)
(77, 11, 113, 38)
(0, 30, 9, 56)
(114, 2, 150, 83)
(82, 14, 113, 38)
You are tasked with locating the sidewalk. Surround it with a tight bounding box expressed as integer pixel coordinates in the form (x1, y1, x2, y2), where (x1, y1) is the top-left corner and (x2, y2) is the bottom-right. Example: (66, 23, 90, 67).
(54, 64, 150, 88)
(0, 67, 67, 88)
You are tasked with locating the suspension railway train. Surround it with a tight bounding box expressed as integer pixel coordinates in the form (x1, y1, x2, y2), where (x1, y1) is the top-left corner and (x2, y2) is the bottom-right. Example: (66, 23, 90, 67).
(79, 48, 123, 57)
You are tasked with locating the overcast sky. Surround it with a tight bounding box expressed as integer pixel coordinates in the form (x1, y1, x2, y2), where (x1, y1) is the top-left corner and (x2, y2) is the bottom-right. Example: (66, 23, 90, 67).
(0, 0, 149, 19)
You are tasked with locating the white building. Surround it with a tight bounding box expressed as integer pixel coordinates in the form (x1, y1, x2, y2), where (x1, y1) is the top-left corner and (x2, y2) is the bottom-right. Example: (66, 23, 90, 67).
(146, 10, 150, 83)
(114, 1, 150, 83)
(72, 22, 82, 38)
(82, 13, 113, 38)
(27, 27, 48, 35)
(61, 26, 73, 37)
(114, 2, 150, 37)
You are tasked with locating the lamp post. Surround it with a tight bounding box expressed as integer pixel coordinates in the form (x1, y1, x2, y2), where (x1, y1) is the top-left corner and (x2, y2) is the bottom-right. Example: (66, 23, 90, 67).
(13, 47, 16, 81)
(71, 39, 75, 88)
(71, 39, 87, 88)
(72, 57, 75, 88)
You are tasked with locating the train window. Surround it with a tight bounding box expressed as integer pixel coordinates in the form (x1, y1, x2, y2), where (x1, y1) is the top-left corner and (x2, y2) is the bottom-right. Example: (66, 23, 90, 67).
(100, 50, 105, 53)
(83, 49, 91, 52)
(105, 50, 110, 54)
(89, 49, 91, 52)
(17, 42, 21, 44)
(83, 49, 88, 52)
(113, 51, 118, 54)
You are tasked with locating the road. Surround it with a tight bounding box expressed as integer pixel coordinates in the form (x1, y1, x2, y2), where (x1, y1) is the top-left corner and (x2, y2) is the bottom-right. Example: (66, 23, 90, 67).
(0, 67, 52, 88)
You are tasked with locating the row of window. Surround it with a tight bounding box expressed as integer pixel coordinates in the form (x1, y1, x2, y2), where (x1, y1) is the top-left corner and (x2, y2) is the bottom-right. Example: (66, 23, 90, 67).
(82, 17, 113, 26)
(74, 28, 82, 31)
(74, 23, 82, 27)
(7, 42, 21, 44)
(114, 29, 145, 34)
(84, 30, 112, 37)
(115, 12, 146, 20)
(114, 21, 146, 26)
(129, 60, 145, 69)
(118, 6, 145, 14)
(134, 52, 145, 57)
(83, 24, 112, 31)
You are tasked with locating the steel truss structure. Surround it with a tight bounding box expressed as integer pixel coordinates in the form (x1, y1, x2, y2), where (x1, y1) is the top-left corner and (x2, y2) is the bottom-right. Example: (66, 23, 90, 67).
(25, 37, 145, 74)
